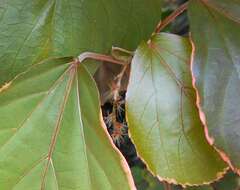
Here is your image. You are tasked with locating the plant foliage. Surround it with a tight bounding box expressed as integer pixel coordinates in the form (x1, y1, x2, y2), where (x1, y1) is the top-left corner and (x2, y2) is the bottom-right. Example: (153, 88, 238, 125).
(0, 0, 240, 189)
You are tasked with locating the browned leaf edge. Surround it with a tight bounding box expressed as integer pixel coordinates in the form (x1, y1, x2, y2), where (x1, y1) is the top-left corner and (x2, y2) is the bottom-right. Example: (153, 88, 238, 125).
(189, 36, 239, 176)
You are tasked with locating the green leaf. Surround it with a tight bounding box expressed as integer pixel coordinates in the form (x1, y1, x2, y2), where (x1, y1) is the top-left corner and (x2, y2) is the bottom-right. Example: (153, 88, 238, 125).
(0, 58, 135, 190)
(126, 33, 227, 186)
(185, 172, 240, 190)
(188, 0, 240, 174)
(0, 0, 162, 85)
(212, 172, 240, 190)
(131, 166, 182, 190)
(131, 166, 164, 190)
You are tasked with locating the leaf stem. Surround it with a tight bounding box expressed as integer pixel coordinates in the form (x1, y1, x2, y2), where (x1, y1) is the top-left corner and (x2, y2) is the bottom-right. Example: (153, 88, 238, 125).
(113, 65, 128, 100)
(77, 52, 128, 65)
(111, 46, 134, 56)
(154, 2, 188, 33)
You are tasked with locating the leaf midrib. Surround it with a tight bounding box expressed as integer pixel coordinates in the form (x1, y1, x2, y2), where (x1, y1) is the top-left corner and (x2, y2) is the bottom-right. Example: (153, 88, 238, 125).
(40, 66, 76, 189)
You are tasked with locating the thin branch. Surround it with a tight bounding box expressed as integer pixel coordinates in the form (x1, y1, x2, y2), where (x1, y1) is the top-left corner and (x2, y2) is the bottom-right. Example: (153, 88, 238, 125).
(113, 64, 128, 100)
(77, 52, 128, 65)
(110, 64, 128, 145)
(155, 2, 188, 33)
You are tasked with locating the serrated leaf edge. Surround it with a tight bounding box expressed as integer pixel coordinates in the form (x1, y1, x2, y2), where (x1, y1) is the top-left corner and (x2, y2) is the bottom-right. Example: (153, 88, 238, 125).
(125, 35, 229, 186)
(189, 36, 237, 176)
(126, 118, 229, 187)
(0, 58, 136, 190)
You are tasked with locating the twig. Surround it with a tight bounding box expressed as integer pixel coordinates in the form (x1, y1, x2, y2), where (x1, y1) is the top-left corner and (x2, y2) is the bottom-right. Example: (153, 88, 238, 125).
(155, 2, 188, 33)
(77, 51, 130, 146)
(108, 64, 129, 146)
(113, 65, 128, 100)
(111, 64, 128, 123)
(78, 52, 128, 65)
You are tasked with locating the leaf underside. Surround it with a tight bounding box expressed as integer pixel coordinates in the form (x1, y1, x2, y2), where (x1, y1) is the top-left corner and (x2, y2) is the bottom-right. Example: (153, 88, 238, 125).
(0, 0, 162, 85)
(0, 58, 135, 190)
(189, 0, 240, 173)
(126, 33, 227, 186)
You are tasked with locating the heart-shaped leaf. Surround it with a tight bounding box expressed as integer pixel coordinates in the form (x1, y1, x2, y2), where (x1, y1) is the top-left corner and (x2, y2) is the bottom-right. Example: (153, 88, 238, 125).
(0, 57, 135, 189)
(188, 0, 240, 174)
(0, 0, 162, 85)
(126, 33, 227, 186)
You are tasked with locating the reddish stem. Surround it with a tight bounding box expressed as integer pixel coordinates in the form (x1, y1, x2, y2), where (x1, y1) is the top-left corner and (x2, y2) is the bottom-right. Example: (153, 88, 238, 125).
(155, 2, 188, 33)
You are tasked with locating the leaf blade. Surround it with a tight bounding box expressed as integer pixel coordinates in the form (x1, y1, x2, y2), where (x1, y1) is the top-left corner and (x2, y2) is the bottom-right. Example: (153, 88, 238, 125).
(188, 0, 240, 174)
(126, 33, 227, 186)
(0, 58, 135, 190)
(0, 0, 162, 84)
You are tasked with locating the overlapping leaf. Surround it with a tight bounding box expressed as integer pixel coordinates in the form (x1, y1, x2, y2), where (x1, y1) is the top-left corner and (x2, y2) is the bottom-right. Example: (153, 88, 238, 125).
(126, 33, 227, 185)
(0, 58, 135, 190)
(212, 172, 240, 190)
(185, 172, 240, 190)
(188, 0, 240, 174)
(0, 0, 162, 84)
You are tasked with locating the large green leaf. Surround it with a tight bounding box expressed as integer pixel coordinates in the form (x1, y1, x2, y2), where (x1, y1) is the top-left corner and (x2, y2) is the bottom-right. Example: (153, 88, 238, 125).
(126, 33, 227, 186)
(188, 0, 240, 174)
(0, 0, 162, 85)
(0, 58, 135, 190)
